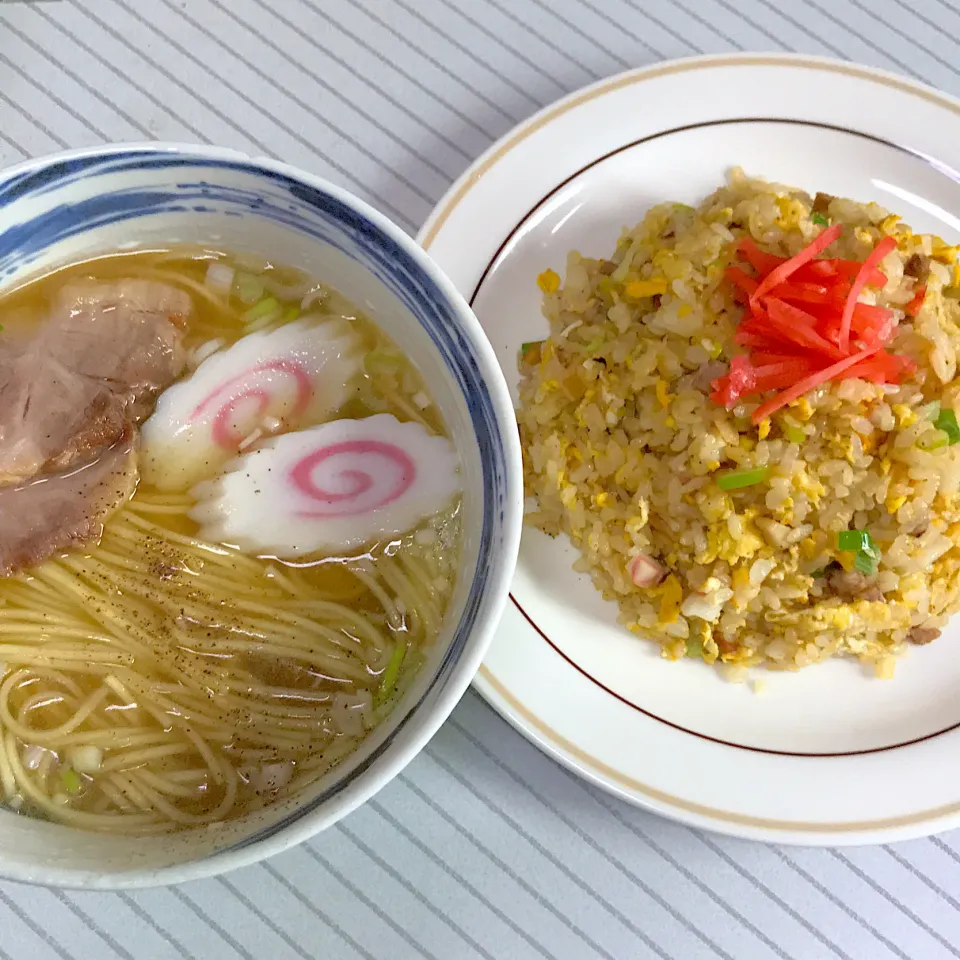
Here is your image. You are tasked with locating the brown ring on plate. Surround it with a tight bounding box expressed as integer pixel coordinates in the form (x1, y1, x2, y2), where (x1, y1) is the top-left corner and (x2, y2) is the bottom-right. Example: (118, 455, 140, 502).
(469, 116, 960, 757)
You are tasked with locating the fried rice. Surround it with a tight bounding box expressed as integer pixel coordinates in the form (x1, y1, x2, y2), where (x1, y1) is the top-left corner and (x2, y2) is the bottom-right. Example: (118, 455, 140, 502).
(518, 168, 960, 679)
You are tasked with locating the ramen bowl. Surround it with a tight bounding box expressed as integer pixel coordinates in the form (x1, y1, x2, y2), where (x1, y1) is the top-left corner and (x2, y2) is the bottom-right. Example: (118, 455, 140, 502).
(0, 144, 522, 888)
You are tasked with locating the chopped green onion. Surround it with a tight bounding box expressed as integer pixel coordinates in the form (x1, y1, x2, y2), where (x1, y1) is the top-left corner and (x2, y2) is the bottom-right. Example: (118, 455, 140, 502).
(234, 272, 265, 304)
(585, 337, 606, 354)
(61, 769, 82, 795)
(685, 638, 703, 659)
(935, 408, 960, 445)
(919, 431, 950, 451)
(716, 465, 771, 490)
(375, 641, 406, 706)
(282, 306, 301, 324)
(811, 567, 827, 579)
(242, 296, 281, 324)
(783, 423, 806, 444)
(838, 530, 881, 574)
(837, 529, 878, 555)
(811, 212, 830, 227)
(917, 409, 960, 451)
(837, 529, 867, 552)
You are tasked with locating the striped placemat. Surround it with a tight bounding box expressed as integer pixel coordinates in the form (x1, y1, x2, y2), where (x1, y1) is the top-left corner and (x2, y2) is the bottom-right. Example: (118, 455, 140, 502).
(2, 1, 960, 957)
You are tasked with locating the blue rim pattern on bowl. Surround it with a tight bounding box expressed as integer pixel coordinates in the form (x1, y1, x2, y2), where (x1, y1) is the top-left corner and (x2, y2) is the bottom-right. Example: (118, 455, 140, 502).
(0, 148, 510, 854)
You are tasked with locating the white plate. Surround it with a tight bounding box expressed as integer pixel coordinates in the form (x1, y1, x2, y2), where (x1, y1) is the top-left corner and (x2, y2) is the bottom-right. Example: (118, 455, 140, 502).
(420, 54, 960, 845)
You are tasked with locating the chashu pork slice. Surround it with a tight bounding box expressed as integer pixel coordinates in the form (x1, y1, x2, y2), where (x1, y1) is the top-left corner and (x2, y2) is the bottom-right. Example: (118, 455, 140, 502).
(0, 431, 138, 576)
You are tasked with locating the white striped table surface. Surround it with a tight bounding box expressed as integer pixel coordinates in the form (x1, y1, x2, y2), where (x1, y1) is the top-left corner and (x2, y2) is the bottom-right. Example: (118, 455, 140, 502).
(1, 0, 960, 957)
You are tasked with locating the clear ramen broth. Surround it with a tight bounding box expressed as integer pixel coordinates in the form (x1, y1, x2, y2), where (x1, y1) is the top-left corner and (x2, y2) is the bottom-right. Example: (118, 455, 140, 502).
(0, 250, 462, 833)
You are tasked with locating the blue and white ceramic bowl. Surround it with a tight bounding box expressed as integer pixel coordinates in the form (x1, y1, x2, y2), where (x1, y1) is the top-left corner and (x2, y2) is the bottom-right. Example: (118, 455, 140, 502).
(0, 144, 522, 887)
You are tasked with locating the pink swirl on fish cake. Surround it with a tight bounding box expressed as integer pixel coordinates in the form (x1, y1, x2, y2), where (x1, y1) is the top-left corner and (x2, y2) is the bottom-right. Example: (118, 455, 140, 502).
(189, 359, 314, 449)
(290, 440, 415, 517)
